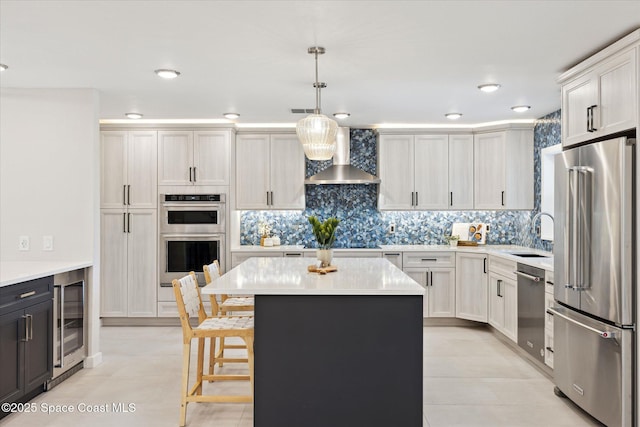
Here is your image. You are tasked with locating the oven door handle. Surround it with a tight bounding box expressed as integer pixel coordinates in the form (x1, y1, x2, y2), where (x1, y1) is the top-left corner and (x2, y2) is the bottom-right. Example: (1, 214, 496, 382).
(161, 203, 223, 208)
(161, 233, 223, 239)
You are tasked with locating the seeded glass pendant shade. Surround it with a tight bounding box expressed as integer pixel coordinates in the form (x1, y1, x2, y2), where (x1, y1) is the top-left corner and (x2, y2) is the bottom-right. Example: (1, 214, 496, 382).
(296, 47, 338, 160)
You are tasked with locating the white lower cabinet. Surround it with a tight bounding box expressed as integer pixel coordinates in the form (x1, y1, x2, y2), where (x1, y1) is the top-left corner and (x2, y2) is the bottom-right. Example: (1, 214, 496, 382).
(455, 252, 488, 322)
(405, 268, 455, 318)
(402, 252, 455, 318)
(488, 271, 517, 343)
(488, 255, 518, 342)
(101, 209, 157, 317)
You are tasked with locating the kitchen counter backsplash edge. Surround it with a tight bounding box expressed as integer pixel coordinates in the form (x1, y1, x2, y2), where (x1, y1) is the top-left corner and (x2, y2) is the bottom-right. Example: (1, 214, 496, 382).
(232, 245, 553, 270)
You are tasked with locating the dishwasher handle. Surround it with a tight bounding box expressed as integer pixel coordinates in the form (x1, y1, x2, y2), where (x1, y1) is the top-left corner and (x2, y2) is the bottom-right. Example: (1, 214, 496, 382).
(514, 270, 542, 282)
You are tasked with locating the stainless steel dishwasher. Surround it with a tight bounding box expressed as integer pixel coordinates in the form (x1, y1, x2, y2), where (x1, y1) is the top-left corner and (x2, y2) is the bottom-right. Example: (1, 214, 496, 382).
(515, 263, 546, 363)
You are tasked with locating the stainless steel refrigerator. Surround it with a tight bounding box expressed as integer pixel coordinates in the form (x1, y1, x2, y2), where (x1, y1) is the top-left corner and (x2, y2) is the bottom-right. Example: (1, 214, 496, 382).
(550, 136, 636, 427)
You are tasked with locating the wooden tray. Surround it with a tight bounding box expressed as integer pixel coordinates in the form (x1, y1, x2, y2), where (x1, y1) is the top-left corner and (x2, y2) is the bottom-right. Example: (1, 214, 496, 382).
(307, 265, 338, 274)
(457, 240, 478, 247)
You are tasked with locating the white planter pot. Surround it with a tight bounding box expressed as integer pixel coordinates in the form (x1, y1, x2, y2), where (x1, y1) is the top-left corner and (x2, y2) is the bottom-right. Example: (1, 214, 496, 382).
(449, 240, 458, 247)
(316, 249, 333, 267)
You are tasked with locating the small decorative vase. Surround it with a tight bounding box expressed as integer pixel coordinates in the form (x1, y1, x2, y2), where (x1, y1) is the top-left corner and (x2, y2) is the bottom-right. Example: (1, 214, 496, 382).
(264, 238, 274, 247)
(449, 240, 458, 247)
(316, 249, 333, 267)
(272, 236, 281, 246)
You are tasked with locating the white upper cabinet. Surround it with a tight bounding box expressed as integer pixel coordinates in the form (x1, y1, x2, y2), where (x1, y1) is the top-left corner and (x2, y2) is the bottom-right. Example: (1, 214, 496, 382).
(448, 134, 474, 209)
(158, 130, 230, 186)
(236, 133, 305, 210)
(473, 129, 533, 210)
(560, 40, 637, 148)
(379, 134, 462, 210)
(414, 135, 449, 209)
(101, 131, 157, 209)
(378, 134, 415, 210)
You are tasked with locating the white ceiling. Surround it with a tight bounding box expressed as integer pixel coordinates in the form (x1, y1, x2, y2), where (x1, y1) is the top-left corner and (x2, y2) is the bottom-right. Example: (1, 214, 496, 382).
(1, 1, 639, 127)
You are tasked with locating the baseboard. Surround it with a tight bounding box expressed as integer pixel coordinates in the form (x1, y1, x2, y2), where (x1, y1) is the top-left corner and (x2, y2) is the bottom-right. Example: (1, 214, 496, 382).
(423, 317, 487, 327)
(84, 351, 103, 368)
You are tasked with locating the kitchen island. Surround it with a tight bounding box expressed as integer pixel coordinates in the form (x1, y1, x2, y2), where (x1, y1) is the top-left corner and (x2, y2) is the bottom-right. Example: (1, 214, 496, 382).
(201, 257, 424, 427)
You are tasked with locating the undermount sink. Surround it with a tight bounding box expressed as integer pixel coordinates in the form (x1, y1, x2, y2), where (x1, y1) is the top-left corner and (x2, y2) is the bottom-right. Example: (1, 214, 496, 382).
(510, 253, 550, 258)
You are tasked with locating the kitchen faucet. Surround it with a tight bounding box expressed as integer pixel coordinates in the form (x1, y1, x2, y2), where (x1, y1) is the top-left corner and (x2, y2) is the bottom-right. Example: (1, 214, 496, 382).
(531, 211, 554, 235)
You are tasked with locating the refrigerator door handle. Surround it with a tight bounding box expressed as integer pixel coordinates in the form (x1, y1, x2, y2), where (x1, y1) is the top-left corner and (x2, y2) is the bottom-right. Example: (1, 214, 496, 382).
(547, 307, 617, 339)
(566, 166, 592, 291)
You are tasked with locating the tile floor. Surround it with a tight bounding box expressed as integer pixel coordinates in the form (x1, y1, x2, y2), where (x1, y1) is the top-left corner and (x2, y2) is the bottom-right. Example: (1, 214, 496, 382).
(1, 325, 602, 427)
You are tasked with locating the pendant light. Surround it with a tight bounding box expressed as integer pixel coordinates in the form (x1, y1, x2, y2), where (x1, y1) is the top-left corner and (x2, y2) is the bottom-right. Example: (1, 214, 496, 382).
(296, 47, 338, 161)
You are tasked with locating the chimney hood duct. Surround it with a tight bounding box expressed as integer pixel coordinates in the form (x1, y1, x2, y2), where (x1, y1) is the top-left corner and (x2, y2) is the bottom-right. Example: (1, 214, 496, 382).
(304, 128, 381, 185)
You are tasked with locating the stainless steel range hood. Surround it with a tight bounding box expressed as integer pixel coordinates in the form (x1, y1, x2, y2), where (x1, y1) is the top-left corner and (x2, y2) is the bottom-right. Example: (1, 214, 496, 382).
(304, 127, 381, 185)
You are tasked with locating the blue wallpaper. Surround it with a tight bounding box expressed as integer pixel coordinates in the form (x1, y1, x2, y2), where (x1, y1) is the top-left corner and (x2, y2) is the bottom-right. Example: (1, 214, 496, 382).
(241, 116, 562, 250)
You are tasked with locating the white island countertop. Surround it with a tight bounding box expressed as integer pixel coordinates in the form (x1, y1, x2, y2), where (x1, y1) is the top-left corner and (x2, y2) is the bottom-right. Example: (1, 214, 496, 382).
(202, 257, 425, 296)
(0, 261, 92, 288)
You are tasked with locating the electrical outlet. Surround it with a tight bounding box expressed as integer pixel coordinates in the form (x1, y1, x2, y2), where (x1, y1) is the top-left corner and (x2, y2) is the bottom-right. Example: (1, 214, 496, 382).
(19, 236, 30, 251)
(389, 223, 396, 234)
(43, 235, 54, 251)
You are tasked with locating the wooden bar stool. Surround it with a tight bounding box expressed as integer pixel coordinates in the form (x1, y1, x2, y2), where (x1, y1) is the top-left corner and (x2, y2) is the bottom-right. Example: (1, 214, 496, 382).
(204, 261, 254, 371)
(172, 272, 254, 427)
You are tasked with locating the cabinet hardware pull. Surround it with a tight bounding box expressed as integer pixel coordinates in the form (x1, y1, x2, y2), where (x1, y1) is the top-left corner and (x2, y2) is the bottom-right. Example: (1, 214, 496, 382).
(589, 104, 597, 132)
(266, 191, 270, 206)
(415, 192, 419, 206)
(123, 213, 126, 233)
(189, 167, 193, 182)
(127, 213, 131, 233)
(450, 192, 453, 206)
(411, 192, 414, 206)
(127, 185, 131, 205)
(270, 191, 274, 206)
(193, 167, 197, 182)
(20, 291, 36, 299)
(546, 281, 554, 285)
(497, 279, 503, 297)
(430, 271, 433, 286)
(586, 106, 592, 132)
(22, 315, 29, 342)
(123, 185, 126, 205)
(483, 257, 487, 274)
(545, 346, 554, 353)
(421, 258, 437, 262)
(501, 191, 505, 206)
(284, 253, 302, 257)
(385, 253, 401, 256)
(27, 314, 33, 341)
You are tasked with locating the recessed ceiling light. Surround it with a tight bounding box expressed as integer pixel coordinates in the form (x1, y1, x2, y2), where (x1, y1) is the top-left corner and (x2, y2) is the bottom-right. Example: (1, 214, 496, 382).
(333, 112, 351, 119)
(511, 105, 531, 113)
(445, 113, 463, 120)
(223, 112, 240, 119)
(478, 84, 501, 93)
(125, 112, 143, 119)
(0, 64, 8, 71)
(154, 69, 180, 79)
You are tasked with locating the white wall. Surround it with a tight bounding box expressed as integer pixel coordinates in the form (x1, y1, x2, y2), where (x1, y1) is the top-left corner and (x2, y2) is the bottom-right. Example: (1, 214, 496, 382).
(0, 88, 99, 262)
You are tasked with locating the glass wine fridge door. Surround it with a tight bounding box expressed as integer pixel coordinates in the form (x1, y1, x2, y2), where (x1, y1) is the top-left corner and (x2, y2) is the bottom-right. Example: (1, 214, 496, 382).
(54, 280, 85, 368)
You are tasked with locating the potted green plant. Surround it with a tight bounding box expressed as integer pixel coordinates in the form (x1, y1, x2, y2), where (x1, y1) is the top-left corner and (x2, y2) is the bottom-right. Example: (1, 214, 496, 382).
(308, 215, 340, 266)
(444, 234, 460, 247)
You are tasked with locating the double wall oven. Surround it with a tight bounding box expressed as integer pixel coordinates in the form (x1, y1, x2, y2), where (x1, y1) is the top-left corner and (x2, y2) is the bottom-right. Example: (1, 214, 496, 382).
(159, 194, 226, 291)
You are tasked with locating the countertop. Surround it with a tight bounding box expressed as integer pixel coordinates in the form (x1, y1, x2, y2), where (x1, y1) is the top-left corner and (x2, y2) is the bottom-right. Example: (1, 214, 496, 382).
(201, 257, 425, 296)
(232, 244, 554, 270)
(0, 261, 92, 288)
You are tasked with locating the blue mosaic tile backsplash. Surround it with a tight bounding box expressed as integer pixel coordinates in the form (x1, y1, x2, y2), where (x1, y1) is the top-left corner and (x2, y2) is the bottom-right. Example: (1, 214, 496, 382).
(241, 116, 562, 250)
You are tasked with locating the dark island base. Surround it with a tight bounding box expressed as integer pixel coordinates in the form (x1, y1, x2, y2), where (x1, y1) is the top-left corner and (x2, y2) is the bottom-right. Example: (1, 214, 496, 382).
(254, 294, 423, 427)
